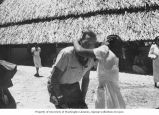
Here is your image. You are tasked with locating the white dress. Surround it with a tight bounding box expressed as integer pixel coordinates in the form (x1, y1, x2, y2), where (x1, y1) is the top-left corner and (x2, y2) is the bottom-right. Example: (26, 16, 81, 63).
(148, 44, 159, 82)
(31, 47, 42, 68)
(93, 45, 126, 109)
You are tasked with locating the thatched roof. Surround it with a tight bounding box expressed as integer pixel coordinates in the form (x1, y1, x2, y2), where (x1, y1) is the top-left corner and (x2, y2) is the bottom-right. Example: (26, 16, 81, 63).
(1, 0, 159, 24)
(0, 0, 159, 44)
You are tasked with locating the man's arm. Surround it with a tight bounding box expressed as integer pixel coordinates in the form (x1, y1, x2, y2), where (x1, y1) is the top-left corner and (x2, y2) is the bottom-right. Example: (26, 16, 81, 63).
(48, 49, 69, 107)
(48, 66, 68, 108)
(73, 39, 96, 58)
(81, 70, 90, 101)
(50, 66, 63, 97)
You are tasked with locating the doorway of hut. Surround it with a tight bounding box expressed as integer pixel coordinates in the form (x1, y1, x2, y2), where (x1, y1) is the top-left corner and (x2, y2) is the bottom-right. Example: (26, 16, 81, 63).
(120, 40, 153, 75)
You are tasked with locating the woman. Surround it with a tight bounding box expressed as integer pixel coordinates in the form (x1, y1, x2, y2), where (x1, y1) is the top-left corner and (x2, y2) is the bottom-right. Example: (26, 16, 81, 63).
(73, 35, 126, 109)
(31, 43, 42, 77)
(148, 36, 159, 88)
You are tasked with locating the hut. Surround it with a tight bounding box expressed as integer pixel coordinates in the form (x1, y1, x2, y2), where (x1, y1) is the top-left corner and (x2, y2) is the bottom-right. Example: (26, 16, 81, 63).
(0, 0, 159, 72)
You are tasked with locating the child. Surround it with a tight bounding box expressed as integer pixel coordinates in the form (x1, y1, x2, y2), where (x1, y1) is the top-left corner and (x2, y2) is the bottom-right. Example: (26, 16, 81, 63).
(31, 43, 42, 77)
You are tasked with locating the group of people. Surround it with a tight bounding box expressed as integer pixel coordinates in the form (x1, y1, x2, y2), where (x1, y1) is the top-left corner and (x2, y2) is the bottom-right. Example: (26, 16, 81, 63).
(47, 31, 159, 109)
(47, 31, 126, 109)
(1, 30, 159, 109)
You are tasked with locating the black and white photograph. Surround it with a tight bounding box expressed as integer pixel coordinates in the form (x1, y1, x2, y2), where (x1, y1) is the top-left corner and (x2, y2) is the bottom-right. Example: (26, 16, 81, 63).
(0, 0, 159, 114)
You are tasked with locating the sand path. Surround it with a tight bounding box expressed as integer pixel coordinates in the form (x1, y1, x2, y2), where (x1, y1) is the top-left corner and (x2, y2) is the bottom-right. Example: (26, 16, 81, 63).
(9, 66, 159, 109)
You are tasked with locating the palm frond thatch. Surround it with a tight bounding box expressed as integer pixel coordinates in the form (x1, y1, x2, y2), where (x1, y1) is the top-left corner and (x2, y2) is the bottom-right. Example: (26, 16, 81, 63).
(0, 0, 159, 24)
(1, 10, 159, 45)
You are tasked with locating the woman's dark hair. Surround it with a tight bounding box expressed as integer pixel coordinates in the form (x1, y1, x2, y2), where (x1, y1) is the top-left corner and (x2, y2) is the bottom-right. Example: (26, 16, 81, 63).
(107, 35, 123, 58)
(107, 35, 122, 46)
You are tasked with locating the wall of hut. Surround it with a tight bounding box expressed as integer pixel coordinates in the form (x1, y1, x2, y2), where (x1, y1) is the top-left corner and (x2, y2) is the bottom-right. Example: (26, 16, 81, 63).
(0, 41, 153, 75)
(0, 43, 72, 67)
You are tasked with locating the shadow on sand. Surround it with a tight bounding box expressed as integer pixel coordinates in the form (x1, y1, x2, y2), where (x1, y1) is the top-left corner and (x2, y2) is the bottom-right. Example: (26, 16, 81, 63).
(34, 74, 44, 78)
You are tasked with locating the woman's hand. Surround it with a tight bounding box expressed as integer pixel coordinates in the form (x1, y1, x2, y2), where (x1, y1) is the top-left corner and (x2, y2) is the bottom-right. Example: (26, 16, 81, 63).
(150, 55, 158, 60)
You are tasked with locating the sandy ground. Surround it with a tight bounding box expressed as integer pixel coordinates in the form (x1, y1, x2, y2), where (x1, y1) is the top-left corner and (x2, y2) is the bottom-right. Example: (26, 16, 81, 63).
(9, 66, 159, 109)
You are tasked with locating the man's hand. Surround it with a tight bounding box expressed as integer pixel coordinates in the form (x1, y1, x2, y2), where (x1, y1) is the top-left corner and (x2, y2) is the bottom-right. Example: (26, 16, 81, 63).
(50, 95, 68, 108)
(57, 95, 68, 108)
(50, 95, 58, 105)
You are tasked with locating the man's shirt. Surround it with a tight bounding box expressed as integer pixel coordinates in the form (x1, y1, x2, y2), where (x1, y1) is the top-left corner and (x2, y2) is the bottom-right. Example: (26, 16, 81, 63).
(51, 46, 94, 84)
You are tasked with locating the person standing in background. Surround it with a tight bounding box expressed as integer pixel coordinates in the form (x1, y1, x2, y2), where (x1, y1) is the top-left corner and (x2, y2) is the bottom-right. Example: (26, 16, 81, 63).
(31, 43, 42, 77)
(148, 36, 159, 88)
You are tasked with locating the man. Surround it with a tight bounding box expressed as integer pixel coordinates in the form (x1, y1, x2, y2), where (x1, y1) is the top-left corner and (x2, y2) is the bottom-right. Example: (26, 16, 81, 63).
(73, 35, 126, 109)
(47, 31, 97, 109)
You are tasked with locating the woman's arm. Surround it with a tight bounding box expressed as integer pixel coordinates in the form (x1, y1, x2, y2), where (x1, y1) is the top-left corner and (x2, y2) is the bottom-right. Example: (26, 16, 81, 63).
(73, 39, 96, 58)
(148, 45, 157, 59)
